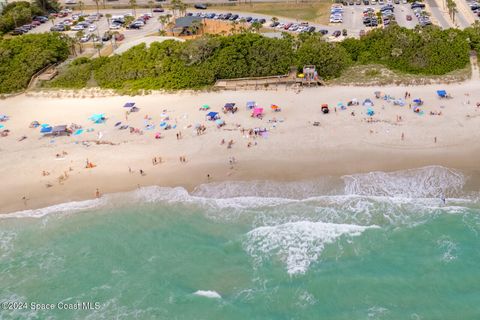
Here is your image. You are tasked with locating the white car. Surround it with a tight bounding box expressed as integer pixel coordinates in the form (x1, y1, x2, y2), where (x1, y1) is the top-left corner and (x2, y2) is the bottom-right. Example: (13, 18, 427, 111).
(109, 24, 122, 30)
(71, 25, 85, 31)
(88, 25, 97, 32)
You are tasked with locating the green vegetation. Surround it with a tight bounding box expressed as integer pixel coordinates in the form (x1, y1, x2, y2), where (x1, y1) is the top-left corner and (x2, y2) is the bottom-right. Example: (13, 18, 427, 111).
(340, 25, 470, 75)
(0, 33, 69, 93)
(210, 2, 332, 25)
(1, 24, 476, 94)
(0, 0, 60, 34)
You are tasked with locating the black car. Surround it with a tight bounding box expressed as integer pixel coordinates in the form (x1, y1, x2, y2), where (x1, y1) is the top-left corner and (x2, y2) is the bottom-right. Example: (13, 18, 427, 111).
(318, 29, 328, 35)
(245, 17, 252, 22)
(258, 18, 266, 24)
(270, 21, 280, 27)
(333, 30, 341, 37)
(127, 23, 141, 29)
(102, 32, 112, 41)
(411, 2, 425, 9)
(223, 13, 232, 19)
(11, 29, 25, 35)
(194, 3, 207, 9)
(363, 0, 369, 4)
(307, 26, 316, 32)
(230, 14, 239, 20)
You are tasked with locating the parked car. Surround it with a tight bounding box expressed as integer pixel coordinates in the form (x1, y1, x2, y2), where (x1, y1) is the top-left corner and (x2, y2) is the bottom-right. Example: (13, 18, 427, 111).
(80, 34, 91, 42)
(194, 3, 207, 9)
(153, 7, 164, 12)
(270, 21, 280, 27)
(318, 29, 329, 35)
(102, 32, 112, 41)
(333, 30, 341, 37)
(127, 23, 141, 29)
(88, 25, 97, 32)
(11, 29, 25, 35)
(110, 23, 122, 30)
(342, 29, 347, 36)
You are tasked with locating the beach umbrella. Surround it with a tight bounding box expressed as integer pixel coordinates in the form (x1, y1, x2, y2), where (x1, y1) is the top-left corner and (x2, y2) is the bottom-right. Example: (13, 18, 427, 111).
(115, 122, 122, 127)
(123, 102, 135, 108)
(246, 101, 256, 109)
(367, 108, 375, 116)
(200, 104, 210, 110)
(215, 119, 224, 126)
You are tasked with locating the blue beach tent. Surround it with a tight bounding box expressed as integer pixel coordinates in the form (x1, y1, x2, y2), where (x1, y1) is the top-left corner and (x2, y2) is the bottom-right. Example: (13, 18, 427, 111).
(437, 90, 447, 98)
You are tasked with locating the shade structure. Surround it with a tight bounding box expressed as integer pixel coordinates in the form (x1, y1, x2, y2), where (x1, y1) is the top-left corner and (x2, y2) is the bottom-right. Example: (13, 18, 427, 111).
(436, 90, 447, 97)
(40, 126, 52, 133)
(206, 112, 218, 120)
(252, 108, 263, 117)
(246, 101, 256, 109)
(123, 102, 135, 108)
(224, 103, 236, 109)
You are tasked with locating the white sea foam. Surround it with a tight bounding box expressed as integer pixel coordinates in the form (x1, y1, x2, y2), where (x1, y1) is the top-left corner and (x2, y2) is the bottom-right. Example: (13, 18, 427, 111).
(343, 165, 465, 198)
(244, 221, 378, 275)
(437, 237, 458, 263)
(0, 231, 16, 257)
(0, 198, 105, 219)
(193, 290, 222, 299)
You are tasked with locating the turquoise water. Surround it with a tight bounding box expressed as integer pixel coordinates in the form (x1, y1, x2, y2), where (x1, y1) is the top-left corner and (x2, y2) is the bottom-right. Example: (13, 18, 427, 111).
(1, 166, 480, 319)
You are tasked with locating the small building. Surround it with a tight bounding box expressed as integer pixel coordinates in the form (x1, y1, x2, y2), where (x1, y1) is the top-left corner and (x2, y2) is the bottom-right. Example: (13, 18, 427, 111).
(173, 16, 202, 36)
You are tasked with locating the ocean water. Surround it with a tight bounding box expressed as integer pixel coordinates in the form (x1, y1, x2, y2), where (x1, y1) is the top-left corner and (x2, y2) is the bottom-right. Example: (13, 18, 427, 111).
(1, 166, 480, 319)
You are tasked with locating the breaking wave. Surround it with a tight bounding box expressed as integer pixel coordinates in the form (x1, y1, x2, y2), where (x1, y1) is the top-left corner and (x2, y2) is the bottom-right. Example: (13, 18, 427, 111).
(244, 221, 378, 275)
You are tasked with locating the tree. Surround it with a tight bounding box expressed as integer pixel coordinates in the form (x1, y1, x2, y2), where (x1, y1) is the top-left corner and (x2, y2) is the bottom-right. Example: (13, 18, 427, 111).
(129, 0, 137, 17)
(190, 20, 203, 35)
(78, 1, 84, 14)
(230, 20, 239, 34)
(250, 21, 262, 33)
(446, 0, 457, 23)
(158, 15, 169, 31)
(271, 16, 278, 24)
(148, 0, 154, 14)
(76, 30, 85, 53)
(93, 0, 100, 15)
(171, 0, 186, 17)
(106, 13, 112, 27)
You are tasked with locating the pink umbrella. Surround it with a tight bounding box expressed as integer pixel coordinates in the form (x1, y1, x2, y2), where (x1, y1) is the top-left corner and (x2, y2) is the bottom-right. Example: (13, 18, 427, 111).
(252, 107, 263, 117)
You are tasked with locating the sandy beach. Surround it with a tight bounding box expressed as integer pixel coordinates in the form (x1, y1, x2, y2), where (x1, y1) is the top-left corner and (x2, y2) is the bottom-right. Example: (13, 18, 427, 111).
(1, 81, 480, 214)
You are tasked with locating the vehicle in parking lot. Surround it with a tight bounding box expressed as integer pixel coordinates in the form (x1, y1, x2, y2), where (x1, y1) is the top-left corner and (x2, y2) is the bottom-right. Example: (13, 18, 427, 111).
(102, 32, 112, 41)
(71, 25, 85, 31)
(153, 7, 164, 12)
(333, 30, 341, 37)
(88, 25, 97, 32)
(342, 29, 347, 36)
(11, 29, 25, 35)
(270, 21, 280, 27)
(194, 3, 207, 9)
(80, 34, 91, 42)
(110, 23, 122, 30)
(127, 23, 141, 29)
(319, 29, 329, 35)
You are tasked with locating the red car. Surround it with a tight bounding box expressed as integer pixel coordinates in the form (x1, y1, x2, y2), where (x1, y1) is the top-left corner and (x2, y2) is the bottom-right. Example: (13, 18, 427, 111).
(406, 15, 412, 21)
(283, 23, 293, 30)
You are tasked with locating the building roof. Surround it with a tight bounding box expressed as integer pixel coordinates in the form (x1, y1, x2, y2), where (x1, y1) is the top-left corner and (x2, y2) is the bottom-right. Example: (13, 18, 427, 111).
(174, 16, 202, 28)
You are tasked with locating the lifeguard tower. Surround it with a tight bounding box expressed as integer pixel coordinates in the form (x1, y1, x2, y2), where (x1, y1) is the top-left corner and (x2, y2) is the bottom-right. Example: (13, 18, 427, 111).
(298, 65, 324, 86)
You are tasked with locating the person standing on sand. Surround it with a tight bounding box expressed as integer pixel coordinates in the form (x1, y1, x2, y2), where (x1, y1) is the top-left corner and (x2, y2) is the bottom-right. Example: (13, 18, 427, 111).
(401, 132, 405, 141)
(434, 137, 437, 143)
(96, 188, 100, 198)
(140, 169, 145, 176)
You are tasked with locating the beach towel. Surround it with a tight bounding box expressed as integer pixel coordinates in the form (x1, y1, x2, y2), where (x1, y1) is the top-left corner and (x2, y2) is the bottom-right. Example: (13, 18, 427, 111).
(0, 125, 4, 129)
(73, 129, 84, 136)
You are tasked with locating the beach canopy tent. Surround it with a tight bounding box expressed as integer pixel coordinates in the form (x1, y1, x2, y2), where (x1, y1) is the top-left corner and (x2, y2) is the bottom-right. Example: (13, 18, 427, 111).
(52, 125, 69, 136)
(206, 112, 219, 120)
(40, 126, 52, 134)
(29, 121, 40, 128)
(393, 98, 405, 106)
(437, 90, 447, 98)
(224, 103, 236, 109)
(363, 99, 374, 107)
(374, 91, 382, 98)
(271, 104, 281, 111)
(413, 98, 423, 106)
(215, 119, 225, 127)
(200, 104, 210, 110)
(246, 101, 256, 109)
(367, 108, 375, 116)
(252, 107, 263, 117)
(0, 115, 9, 122)
(123, 102, 135, 108)
(347, 99, 359, 106)
(89, 113, 106, 124)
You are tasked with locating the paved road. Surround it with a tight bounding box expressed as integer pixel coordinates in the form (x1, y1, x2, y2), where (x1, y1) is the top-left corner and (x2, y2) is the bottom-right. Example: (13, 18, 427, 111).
(426, 0, 452, 28)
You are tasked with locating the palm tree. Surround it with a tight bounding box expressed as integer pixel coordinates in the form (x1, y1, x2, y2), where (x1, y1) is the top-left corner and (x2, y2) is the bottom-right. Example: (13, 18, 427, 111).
(250, 21, 262, 33)
(167, 21, 175, 35)
(271, 16, 279, 25)
(171, 0, 186, 17)
(230, 20, 238, 34)
(191, 20, 203, 35)
(78, 0, 84, 14)
(106, 13, 112, 27)
(148, 0, 154, 14)
(158, 15, 169, 31)
(129, 0, 137, 17)
(75, 30, 85, 54)
(446, 0, 457, 23)
(93, 0, 100, 15)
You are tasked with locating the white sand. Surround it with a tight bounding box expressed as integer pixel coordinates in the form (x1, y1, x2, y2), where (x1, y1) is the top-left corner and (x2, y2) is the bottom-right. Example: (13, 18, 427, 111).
(1, 82, 480, 213)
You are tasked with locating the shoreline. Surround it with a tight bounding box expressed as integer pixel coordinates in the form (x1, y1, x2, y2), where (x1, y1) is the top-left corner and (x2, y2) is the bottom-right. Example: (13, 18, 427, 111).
(1, 82, 480, 214)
